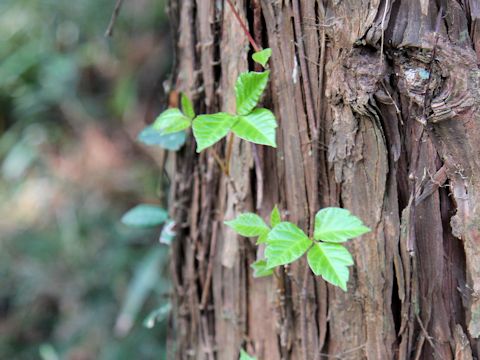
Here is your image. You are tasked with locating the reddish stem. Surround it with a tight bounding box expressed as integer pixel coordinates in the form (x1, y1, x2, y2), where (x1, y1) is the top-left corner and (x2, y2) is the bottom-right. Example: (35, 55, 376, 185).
(225, 0, 261, 52)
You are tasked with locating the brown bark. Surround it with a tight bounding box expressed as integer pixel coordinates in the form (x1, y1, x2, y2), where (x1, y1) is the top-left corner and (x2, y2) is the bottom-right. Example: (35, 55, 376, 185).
(166, 0, 480, 359)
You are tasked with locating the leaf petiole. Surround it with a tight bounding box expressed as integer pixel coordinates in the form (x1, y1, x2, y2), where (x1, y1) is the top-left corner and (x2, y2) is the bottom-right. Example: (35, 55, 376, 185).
(210, 147, 228, 175)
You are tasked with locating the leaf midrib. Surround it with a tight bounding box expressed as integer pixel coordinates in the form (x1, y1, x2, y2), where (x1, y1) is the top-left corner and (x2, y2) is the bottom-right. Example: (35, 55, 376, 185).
(314, 243, 344, 284)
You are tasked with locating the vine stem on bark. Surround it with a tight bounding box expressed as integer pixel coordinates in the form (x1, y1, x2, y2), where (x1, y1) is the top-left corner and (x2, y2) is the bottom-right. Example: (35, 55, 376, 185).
(225, 0, 261, 52)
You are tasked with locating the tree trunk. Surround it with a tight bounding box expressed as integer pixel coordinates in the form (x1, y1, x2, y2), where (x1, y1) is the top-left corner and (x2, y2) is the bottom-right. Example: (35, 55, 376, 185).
(166, 0, 480, 358)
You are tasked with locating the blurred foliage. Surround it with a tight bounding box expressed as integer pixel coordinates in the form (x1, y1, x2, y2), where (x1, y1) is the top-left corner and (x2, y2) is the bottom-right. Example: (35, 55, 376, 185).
(0, 0, 173, 359)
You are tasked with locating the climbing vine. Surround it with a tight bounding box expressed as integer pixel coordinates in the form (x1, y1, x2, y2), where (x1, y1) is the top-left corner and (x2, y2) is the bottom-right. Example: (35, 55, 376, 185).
(123, 3, 372, 358)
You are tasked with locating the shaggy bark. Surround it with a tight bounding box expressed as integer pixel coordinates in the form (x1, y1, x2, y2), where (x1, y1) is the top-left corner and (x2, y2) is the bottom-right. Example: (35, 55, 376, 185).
(167, 0, 480, 359)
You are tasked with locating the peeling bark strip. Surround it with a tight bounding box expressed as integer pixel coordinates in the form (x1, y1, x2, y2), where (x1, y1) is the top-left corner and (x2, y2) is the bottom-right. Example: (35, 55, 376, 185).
(167, 0, 480, 359)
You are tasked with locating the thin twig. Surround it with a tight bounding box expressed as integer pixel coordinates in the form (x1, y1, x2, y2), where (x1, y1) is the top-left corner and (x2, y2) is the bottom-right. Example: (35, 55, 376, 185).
(416, 313, 435, 349)
(318, 343, 366, 359)
(210, 139, 242, 204)
(105, 0, 125, 37)
(317, 27, 326, 122)
(225, 0, 261, 52)
(300, 262, 311, 360)
(251, 144, 264, 210)
(381, 81, 401, 116)
(292, 0, 317, 138)
(199, 221, 218, 310)
(414, 313, 436, 360)
(201, 316, 215, 360)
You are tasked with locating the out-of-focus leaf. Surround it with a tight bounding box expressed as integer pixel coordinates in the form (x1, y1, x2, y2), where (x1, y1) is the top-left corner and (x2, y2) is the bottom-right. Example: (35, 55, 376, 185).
(114, 248, 165, 337)
(39, 344, 59, 360)
(143, 303, 171, 329)
(39, 55, 77, 102)
(1, 140, 37, 180)
(0, 42, 44, 88)
(151, 108, 191, 134)
(111, 75, 136, 116)
(159, 219, 176, 245)
(137, 126, 186, 151)
(250, 259, 273, 278)
(121, 204, 168, 228)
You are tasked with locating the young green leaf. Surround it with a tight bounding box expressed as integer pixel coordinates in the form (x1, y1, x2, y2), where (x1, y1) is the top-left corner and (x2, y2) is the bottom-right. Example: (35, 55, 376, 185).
(307, 242, 353, 291)
(314, 207, 371, 243)
(240, 349, 257, 360)
(235, 70, 270, 115)
(250, 259, 274, 278)
(256, 230, 270, 244)
(192, 112, 237, 152)
(252, 48, 272, 67)
(121, 204, 168, 228)
(270, 205, 281, 227)
(152, 108, 191, 134)
(181, 93, 195, 119)
(137, 126, 186, 151)
(265, 222, 312, 269)
(232, 108, 277, 147)
(224, 213, 270, 237)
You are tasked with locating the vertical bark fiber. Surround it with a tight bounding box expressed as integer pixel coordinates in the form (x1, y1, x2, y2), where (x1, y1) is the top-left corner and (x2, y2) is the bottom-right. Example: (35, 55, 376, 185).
(167, 0, 480, 358)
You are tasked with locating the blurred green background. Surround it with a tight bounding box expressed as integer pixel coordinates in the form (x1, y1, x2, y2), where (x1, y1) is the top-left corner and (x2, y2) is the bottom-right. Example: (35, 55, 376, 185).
(0, 0, 173, 358)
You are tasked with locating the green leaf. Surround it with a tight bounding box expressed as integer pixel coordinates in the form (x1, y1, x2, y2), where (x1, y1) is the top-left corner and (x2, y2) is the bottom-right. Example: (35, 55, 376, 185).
(252, 48, 272, 67)
(235, 70, 270, 115)
(137, 126, 186, 151)
(256, 231, 269, 244)
(307, 242, 353, 291)
(152, 108, 191, 134)
(270, 205, 281, 227)
(181, 93, 195, 119)
(224, 213, 270, 237)
(240, 349, 257, 360)
(250, 259, 274, 278)
(314, 207, 371, 242)
(232, 108, 277, 147)
(121, 204, 168, 228)
(265, 222, 312, 268)
(192, 112, 237, 152)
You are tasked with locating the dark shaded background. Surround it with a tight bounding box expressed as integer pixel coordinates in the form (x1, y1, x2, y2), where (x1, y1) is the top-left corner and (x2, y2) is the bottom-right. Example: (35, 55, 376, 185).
(0, 0, 173, 358)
